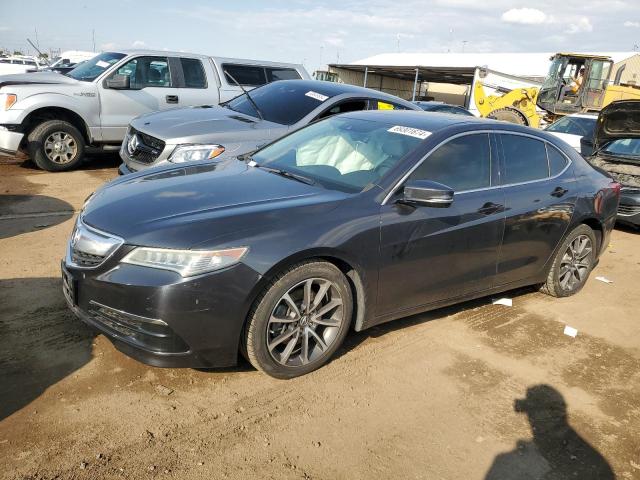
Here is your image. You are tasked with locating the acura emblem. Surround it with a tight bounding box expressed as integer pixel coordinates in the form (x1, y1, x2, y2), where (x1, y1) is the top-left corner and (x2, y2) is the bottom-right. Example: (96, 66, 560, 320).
(127, 134, 140, 155)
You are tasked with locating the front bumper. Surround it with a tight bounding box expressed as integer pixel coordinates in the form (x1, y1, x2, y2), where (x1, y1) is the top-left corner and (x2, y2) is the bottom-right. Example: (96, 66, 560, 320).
(617, 188, 640, 227)
(61, 246, 262, 368)
(0, 127, 23, 156)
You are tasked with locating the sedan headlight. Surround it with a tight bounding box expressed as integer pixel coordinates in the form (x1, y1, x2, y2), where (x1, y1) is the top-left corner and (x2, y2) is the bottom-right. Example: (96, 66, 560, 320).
(121, 246, 248, 277)
(0, 93, 17, 111)
(168, 144, 225, 163)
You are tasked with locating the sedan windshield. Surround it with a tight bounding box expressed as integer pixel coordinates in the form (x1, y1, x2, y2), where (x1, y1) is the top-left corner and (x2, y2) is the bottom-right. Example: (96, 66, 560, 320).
(546, 116, 597, 136)
(602, 138, 640, 157)
(251, 116, 424, 192)
(225, 82, 338, 125)
(67, 52, 126, 81)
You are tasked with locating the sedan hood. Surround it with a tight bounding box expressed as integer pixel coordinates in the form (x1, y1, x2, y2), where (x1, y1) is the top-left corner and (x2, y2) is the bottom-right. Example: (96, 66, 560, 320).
(0, 71, 80, 88)
(594, 100, 640, 152)
(82, 160, 347, 248)
(131, 105, 285, 145)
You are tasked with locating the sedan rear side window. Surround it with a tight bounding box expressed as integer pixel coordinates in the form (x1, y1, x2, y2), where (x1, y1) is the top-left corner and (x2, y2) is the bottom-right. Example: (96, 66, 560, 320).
(500, 135, 548, 184)
(223, 64, 267, 86)
(409, 134, 491, 191)
(546, 144, 569, 176)
(180, 58, 207, 88)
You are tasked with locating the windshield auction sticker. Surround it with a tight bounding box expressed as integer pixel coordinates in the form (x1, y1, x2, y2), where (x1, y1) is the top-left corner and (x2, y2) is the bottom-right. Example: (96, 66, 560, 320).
(305, 91, 329, 102)
(388, 125, 432, 139)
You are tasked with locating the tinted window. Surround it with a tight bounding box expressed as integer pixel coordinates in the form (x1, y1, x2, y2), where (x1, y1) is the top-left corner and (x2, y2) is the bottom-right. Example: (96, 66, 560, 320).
(316, 100, 368, 120)
(225, 82, 338, 125)
(68, 52, 126, 81)
(223, 64, 266, 86)
(501, 134, 548, 184)
(115, 57, 171, 88)
(266, 67, 301, 82)
(602, 138, 640, 156)
(547, 144, 569, 176)
(252, 116, 423, 193)
(410, 134, 491, 191)
(546, 116, 597, 136)
(180, 58, 206, 88)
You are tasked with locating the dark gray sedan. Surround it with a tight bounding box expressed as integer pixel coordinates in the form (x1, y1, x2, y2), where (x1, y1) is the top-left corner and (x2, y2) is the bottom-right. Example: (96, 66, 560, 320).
(119, 80, 420, 174)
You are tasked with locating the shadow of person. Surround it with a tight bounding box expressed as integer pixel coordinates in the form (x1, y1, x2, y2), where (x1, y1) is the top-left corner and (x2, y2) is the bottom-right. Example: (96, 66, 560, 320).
(0, 277, 96, 421)
(485, 385, 615, 480)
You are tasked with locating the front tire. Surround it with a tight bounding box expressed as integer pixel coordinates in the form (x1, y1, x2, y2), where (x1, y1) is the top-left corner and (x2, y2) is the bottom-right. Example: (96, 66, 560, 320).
(244, 261, 353, 379)
(27, 120, 85, 172)
(541, 224, 597, 297)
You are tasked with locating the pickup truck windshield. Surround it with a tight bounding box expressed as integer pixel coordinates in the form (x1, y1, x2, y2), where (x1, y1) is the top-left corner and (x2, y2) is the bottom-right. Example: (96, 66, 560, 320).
(67, 52, 126, 82)
(224, 82, 337, 125)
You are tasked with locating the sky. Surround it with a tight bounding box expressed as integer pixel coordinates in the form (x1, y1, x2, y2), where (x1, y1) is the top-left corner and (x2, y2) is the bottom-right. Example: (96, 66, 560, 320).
(1, 0, 639, 73)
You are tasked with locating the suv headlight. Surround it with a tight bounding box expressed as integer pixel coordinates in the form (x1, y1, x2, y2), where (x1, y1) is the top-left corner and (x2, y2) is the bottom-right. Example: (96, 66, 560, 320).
(168, 144, 225, 163)
(121, 246, 248, 277)
(0, 93, 17, 110)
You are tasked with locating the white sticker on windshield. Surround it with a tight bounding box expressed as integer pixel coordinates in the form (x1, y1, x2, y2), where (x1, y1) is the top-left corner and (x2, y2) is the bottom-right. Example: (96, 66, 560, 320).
(96, 60, 110, 68)
(305, 91, 329, 102)
(387, 125, 432, 139)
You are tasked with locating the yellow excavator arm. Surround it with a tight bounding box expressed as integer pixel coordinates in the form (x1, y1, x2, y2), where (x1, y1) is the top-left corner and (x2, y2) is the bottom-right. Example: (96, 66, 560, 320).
(474, 81, 542, 128)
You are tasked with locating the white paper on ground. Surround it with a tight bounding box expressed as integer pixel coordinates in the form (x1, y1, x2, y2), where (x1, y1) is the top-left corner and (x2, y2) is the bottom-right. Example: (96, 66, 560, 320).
(595, 276, 613, 284)
(564, 325, 578, 337)
(492, 298, 513, 307)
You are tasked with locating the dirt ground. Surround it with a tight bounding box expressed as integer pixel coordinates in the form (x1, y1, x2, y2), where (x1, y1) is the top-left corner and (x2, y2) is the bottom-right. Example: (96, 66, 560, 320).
(1, 154, 639, 480)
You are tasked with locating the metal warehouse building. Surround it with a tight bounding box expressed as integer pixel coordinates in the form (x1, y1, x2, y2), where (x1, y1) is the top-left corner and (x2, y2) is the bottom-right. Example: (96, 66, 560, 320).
(324, 52, 638, 105)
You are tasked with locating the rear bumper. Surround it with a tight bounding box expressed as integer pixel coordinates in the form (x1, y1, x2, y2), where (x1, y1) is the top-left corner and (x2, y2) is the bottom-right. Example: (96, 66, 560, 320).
(62, 252, 263, 368)
(0, 128, 23, 156)
(617, 188, 640, 227)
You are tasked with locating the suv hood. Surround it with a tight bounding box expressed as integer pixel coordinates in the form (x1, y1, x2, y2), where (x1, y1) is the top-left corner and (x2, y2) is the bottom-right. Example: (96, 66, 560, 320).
(0, 71, 80, 89)
(82, 160, 346, 248)
(594, 100, 640, 152)
(130, 105, 285, 145)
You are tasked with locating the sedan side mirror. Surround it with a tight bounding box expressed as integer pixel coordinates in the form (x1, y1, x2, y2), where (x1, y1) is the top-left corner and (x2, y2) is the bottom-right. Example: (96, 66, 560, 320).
(401, 179, 454, 207)
(106, 74, 131, 90)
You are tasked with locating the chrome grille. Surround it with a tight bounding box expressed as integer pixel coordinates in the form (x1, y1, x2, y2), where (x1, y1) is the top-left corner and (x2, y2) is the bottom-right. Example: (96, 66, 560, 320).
(618, 204, 640, 216)
(125, 127, 165, 164)
(68, 218, 123, 269)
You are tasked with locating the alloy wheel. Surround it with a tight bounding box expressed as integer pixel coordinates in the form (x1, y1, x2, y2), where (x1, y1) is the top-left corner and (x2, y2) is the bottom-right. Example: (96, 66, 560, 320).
(44, 131, 78, 164)
(267, 278, 344, 367)
(558, 234, 593, 292)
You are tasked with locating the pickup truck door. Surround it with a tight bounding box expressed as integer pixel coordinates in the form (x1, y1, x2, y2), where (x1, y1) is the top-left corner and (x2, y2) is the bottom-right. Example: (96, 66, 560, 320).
(98, 55, 180, 142)
(170, 57, 220, 108)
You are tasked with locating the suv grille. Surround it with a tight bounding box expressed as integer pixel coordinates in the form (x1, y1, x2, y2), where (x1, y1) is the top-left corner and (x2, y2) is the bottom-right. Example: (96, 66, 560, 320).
(618, 204, 640, 216)
(126, 127, 165, 164)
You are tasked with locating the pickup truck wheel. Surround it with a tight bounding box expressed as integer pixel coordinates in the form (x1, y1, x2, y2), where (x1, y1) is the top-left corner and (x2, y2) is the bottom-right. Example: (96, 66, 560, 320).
(27, 120, 85, 172)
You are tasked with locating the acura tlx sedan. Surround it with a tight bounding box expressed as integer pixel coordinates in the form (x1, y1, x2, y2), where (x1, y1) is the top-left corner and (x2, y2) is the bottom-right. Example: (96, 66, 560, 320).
(62, 111, 620, 379)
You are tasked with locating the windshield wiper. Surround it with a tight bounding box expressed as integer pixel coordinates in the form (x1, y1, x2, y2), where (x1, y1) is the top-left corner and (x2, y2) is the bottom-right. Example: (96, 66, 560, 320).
(223, 70, 264, 121)
(250, 162, 315, 185)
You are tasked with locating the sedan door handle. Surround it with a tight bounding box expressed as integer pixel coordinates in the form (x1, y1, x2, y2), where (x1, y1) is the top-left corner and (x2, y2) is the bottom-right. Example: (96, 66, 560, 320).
(551, 187, 568, 198)
(165, 95, 179, 104)
(477, 202, 504, 215)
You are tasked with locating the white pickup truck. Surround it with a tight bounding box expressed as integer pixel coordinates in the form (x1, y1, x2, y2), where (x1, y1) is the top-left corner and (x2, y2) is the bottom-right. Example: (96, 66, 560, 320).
(0, 49, 309, 171)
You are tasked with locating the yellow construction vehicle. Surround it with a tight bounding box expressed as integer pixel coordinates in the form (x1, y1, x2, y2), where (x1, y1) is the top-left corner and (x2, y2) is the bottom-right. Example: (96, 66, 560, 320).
(474, 53, 640, 127)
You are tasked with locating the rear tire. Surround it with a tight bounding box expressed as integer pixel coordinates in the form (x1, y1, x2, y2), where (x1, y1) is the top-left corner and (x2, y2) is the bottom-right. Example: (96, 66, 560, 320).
(27, 120, 85, 172)
(243, 261, 353, 379)
(541, 224, 597, 297)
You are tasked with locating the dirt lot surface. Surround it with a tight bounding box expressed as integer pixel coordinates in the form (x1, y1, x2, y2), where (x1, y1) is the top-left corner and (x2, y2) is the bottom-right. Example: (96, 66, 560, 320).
(1, 155, 639, 480)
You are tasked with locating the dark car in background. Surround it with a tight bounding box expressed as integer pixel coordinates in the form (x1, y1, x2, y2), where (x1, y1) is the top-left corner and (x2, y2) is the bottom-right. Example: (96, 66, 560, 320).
(63, 111, 619, 379)
(413, 101, 474, 116)
(586, 100, 640, 228)
(119, 80, 420, 174)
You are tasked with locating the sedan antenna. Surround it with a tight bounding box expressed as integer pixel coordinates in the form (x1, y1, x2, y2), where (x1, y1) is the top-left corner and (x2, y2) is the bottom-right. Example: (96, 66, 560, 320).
(224, 70, 264, 120)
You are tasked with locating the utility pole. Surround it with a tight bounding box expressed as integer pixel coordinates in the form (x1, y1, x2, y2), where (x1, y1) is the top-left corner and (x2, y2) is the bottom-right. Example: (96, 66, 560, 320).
(92, 29, 96, 52)
(462, 40, 468, 53)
